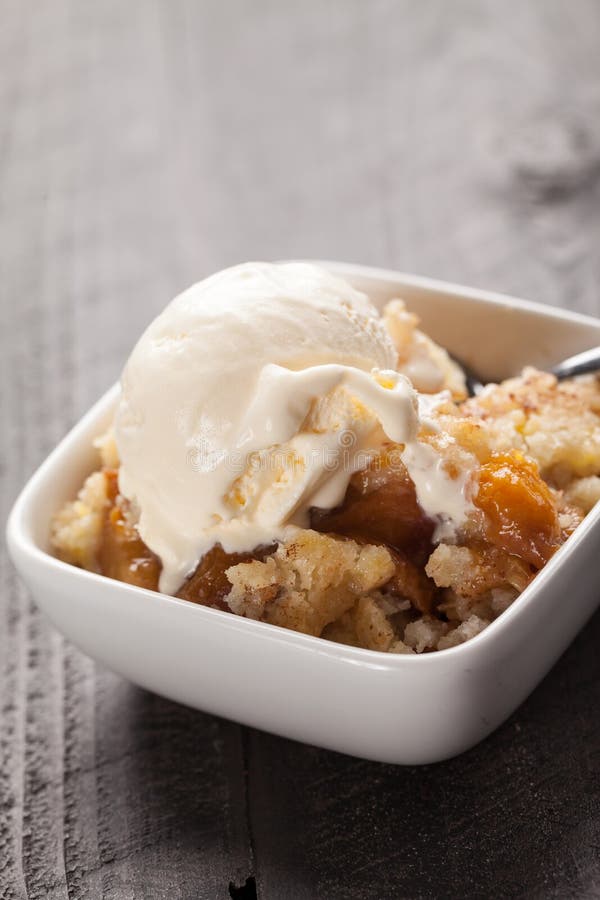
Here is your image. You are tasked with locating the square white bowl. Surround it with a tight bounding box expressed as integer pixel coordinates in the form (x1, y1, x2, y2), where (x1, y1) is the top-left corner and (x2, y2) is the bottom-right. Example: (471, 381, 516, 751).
(7, 262, 600, 765)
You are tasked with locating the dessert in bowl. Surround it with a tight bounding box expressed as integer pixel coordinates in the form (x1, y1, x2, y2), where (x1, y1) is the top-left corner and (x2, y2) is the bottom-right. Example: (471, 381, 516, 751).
(50, 263, 600, 654)
(7, 262, 600, 763)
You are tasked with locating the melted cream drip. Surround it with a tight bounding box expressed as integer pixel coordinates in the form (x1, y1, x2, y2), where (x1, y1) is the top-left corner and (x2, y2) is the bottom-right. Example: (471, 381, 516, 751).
(128, 364, 471, 594)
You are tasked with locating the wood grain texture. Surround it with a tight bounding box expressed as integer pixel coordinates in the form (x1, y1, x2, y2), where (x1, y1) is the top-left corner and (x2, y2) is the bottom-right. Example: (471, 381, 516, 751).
(1, 1, 600, 898)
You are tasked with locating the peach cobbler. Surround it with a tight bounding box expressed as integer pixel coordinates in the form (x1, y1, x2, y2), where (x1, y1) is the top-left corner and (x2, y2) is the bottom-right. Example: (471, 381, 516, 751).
(51, 264, 600, 653)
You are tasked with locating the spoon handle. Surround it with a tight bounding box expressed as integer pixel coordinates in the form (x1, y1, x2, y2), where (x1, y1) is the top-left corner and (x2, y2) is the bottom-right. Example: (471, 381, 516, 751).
(551, 346, 600, 381)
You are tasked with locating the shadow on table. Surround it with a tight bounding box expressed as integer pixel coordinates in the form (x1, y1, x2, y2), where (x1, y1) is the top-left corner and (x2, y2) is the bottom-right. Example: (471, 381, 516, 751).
(93, 671, 254, 897)
(244, 608, 600, 899)
(92, 608, 599, 899)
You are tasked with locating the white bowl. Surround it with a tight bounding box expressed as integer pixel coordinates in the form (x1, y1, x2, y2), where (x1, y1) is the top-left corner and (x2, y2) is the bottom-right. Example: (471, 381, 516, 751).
(6, 262, 600, 765)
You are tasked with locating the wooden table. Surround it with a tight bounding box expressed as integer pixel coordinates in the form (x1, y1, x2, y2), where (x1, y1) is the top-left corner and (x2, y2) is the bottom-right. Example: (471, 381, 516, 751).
(2, 2, 600, 897)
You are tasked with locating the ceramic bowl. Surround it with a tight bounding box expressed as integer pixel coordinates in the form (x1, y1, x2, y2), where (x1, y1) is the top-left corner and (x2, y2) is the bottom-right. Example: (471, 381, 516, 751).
(7, 262, 600, 764)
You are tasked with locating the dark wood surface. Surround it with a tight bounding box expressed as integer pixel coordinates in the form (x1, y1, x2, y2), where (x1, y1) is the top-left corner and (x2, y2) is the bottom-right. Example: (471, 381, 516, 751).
(2, 2, 600, 898)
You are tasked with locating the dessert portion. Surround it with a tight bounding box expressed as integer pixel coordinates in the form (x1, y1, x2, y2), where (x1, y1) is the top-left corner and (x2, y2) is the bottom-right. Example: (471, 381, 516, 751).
(51, 263, 600, 653)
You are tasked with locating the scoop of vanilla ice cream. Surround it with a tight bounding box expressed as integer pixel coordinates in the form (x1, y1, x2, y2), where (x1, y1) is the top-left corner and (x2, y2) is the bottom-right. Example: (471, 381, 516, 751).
(116, 263, 415, 592)
(115, 262, 468, 594)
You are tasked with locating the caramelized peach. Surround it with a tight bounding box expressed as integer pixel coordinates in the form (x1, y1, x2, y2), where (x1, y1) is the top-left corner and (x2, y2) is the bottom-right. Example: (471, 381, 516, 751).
(177, 544, 276, 609)
(99, 472, 161, 591)
(384, 548, 435, 614)
(311, 447, 435, 563)
(474, 452, 560, 568)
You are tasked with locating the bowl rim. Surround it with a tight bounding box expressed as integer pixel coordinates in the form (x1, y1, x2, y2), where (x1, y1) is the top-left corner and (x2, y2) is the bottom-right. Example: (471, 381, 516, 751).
(304, 259, 600, 330)
(7, 261, 600, 668)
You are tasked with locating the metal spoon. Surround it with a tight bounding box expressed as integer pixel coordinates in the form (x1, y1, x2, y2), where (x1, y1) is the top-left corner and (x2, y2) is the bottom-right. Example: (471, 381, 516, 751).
(457, 345, 600, 397)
